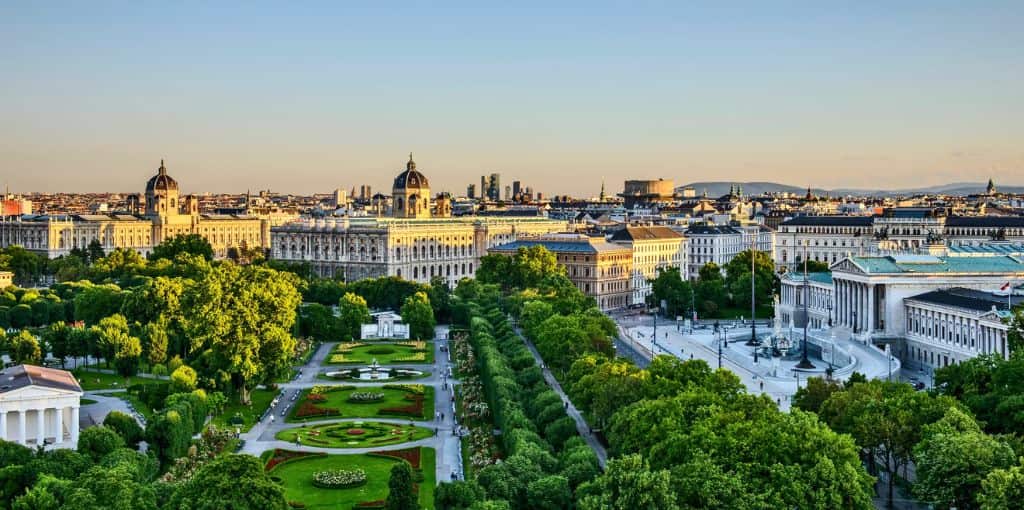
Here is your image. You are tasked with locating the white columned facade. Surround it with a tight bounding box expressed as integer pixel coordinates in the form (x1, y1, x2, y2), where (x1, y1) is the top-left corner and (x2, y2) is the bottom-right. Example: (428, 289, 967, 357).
(70, 406, 80, 445)
(16, 410, 26, 445)
(0, 411, 6, 442)
(54, 406, 63, 445)
(866, 284, 875, 333)
(36, 408, 46, 445)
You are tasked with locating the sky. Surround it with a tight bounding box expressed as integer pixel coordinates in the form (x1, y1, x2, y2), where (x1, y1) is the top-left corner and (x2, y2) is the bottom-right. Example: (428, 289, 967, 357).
(1, 1, 1022, 196)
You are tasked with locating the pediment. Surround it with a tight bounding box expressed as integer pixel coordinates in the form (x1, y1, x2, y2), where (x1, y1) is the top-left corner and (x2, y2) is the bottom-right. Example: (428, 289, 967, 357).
(0, 385, 83, 401)
(829, 258, 864, 275)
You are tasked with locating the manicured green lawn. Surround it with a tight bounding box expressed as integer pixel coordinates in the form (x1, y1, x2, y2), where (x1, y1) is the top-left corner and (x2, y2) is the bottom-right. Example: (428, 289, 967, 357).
(119, 393, 155, 420)
(276, 421, 433, 448)
(80, 398, 98, 405)
(266, 448, 435, 510)
(208, 388, 278, 432)
(287, 385, 434, 423)
(324, 341, 433, 365)
(73, 370, 140, 391)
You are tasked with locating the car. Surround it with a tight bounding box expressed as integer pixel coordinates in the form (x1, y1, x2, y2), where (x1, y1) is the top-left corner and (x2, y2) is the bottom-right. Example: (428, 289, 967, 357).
(913, 382, 926, 391)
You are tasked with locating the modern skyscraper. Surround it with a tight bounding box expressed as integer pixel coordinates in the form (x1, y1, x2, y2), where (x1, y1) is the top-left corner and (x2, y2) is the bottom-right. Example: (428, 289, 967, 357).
(488, 173, 501, 201)
(467, 184, 476, 199)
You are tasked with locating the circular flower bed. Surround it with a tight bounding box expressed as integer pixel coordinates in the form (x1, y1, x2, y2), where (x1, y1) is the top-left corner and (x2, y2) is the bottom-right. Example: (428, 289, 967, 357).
(347, 392, 385, 403)
(312, 468, 367, 489)
(346, 429, 365, 435)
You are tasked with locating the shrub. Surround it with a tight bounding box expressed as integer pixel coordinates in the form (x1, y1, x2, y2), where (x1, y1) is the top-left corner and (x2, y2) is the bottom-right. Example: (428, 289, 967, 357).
(347, 392, 385, 403)
(312, 468, 367, 489)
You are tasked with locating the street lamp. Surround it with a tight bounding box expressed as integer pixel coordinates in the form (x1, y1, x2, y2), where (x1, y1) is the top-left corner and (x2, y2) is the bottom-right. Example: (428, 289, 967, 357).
(827, 300, 833, 328)
(747, 234, 759, 348)
(796, 242, 815, 369)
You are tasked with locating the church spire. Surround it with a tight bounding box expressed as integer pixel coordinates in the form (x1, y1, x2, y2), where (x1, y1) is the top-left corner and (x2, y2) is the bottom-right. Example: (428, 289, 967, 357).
(599, 177, 606, 201)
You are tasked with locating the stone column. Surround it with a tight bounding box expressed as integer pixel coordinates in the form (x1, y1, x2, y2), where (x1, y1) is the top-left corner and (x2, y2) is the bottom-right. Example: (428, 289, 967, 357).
(54, 407, 63, 445)
(37, 408, 46, 446)
(0, 410, 6, 442)
(70, 406, 80, 445)
(866, 284, 875, 334)
(16, 410, 25, 445)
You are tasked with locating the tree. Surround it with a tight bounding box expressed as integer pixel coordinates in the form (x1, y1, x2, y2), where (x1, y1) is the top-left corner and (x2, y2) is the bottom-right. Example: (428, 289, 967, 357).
(299, 303, 340, 342)
(525, 475, 571, 510)
(338, 292, 371, 340)
(385, 461, 418, 510)
(91, 314, 142, 377)
(980, 460, 1024, 510)
(180, 263, 301, 403)
(150, 234, 214, 262)
(103, 411, 144, 449)
(86, 239, 106, 264)
(724, 249, 775, 311)
(401, 291, 436, 340)
(42, 322, 72, 368)
(435, 480, 485, 510)
(429, 275, 453, 323)
(648, 267, 694, 318)
(63, 464, 158, 510)
(143, 321, 168, 366)
(168, 454, 288, 510)
(170, 365, 198, 393)
(576, 454, 678, 510)
(73, 284, 124, 326)
(0, 246, 45, 285)
(793, 376, 844, 414)
(77, 426, 126, 462)
(913, 407, 1015, 510)
(9, 330, 42, 365)
(145, 408, 191, 469)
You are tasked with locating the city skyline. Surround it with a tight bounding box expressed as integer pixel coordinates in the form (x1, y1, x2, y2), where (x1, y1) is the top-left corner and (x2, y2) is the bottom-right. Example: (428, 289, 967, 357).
(3, 2, 1023, 194)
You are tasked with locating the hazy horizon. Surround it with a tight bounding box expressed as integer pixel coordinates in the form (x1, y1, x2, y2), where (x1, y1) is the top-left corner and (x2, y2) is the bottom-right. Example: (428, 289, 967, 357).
(2, 2, 1022, 196)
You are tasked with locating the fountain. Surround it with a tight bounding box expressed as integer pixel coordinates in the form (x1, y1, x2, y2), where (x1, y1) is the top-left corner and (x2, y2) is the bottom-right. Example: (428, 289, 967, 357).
(324, 358, 425, 381)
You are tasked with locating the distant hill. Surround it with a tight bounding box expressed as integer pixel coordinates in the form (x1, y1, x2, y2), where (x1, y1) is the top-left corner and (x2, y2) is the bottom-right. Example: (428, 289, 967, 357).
(679, 181, 1024, 197)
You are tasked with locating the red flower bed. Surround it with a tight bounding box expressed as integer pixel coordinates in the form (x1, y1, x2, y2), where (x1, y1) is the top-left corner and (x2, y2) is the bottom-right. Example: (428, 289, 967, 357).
(295, 401, 340, 419)
(265, 449, 326, 472)
(354, 500, 386, 508)
(307, 393, 327, 402)
(346, 429, 365, 435)
(370, 447, 421, 469)
(378, 394, 424, 418)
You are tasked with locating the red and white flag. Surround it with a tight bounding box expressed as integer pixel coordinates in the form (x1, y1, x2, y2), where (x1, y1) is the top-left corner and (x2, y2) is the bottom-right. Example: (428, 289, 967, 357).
(1000, 281, 1011, 291)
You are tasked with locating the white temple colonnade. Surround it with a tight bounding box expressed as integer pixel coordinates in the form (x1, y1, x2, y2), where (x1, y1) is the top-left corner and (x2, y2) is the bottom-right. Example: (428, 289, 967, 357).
(0, 364, 83, 449)
(0, 405, 79, 446)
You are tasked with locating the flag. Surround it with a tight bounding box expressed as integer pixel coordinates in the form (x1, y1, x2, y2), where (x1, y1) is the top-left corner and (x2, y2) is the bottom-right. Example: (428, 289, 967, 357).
(1000, 282, 1011, 291)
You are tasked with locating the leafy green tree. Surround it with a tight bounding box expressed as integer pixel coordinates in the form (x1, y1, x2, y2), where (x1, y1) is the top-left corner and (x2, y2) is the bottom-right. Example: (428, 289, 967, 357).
(338, 292, 372, 340)
(90, 248, 146, 281)
(913, 407, 1015, 510)
(120, 276, 185, 328)
(648, 267, 694, 317)
(170, 365, 198, 393)
(576, 454, 678, 510)
(429, 275, 453, 323)
(724, 249, 775, 311)
(385, 461, 418, 510)
(8, 304, 32, 329)
(793, 376, 844, 414)
(86, 239, 106, 264)
(63, 464, 157, 510)
(77, 426, 125, 462)
(9, 330, 42, 365)
(180, 263, 301, 403)
(103, 411, 144, 449)
(150, 234, 214, 262)
(401, 291, 436, 340)
(42, 322, 72, 368)
(435, 480, 485, 510)
(73, 284, 124, 326)
(91, 314, 142, 377)
(980, 460, 1024, 510)
(0, 246, 45, 286)
(299, 303, 340, 342)
(168, 454, 288, 510)
(142, 321, 168, 366)
(145, 408, 191, 469)
(525, 475, 571, 510)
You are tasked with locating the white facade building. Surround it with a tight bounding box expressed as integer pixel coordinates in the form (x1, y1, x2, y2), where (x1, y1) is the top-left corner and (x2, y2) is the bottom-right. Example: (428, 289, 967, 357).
(778, 271, 835, 330)
(903, 288, 1017, 370)
(360, 311, 410, 340)
(609, 226, 686, 306)
(681, 224, 774, 280)
(0, 365, 82, 448)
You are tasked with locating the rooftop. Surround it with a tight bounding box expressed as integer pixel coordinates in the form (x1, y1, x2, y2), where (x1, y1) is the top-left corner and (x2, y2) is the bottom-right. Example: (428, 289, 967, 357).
(782, 271, 834, 285)
(608, 225, 683, 242)
(779, 216, 874, 227)
(844, 255, 1024, 275)
(0, 364, 83, 395)
(905, 287, 1023, 314)
(490, 237, 631, 254)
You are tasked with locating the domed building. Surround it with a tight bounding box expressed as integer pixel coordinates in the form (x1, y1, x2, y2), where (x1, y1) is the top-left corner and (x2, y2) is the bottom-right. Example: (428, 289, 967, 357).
(392, 154, 431, 219)
(0, 160, 269, 260)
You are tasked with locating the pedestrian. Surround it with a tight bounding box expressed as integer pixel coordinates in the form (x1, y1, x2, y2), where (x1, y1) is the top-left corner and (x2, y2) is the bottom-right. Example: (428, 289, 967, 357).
(564, 401, 568, 409)
(441, 413, 445, 421)
(759, 381, 764, 391)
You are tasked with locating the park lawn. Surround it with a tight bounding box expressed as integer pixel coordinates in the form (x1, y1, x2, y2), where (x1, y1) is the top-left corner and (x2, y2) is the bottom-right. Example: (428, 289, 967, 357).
(287, 386, 434, 423)
(72, 370, 140, 391)
(208, 388, 278, 432)
(275, 421, 433, 448)
(119, 393, 154, 421)
(267, 448, 436, 510)
(324, 341, 433, 365)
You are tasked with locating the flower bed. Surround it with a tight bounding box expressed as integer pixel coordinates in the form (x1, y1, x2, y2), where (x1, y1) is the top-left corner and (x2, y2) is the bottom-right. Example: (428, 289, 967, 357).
(346, 428, 365, 435)
(369, 447, 422, 469)
(312, 468, 367, 489)
(394, 352, 427, 362)
(347, 392, 385, 403)
(354, 500, 386, 509)
(378, 393, 425, 418)
(383, 384, 425, 395)
(295, 400, 341, 419)
(265, 449, 327, 472)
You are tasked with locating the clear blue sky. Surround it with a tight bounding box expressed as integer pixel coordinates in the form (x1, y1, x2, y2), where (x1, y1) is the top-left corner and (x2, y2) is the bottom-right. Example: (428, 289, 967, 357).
(2, 1, 1022, 195)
